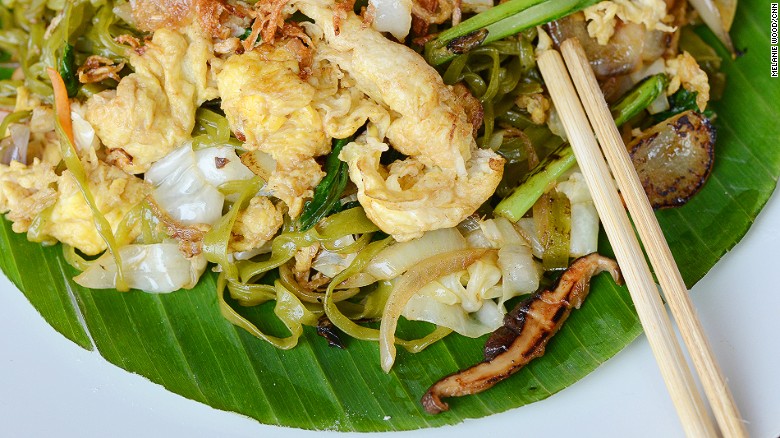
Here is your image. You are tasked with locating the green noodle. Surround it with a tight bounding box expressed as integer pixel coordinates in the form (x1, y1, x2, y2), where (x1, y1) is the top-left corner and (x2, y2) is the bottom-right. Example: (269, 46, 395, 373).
(191, 108, 235, 150)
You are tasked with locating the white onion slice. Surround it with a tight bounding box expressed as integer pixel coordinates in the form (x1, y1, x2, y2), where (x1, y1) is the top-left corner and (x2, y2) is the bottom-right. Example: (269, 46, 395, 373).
(365, 228, 467, 280)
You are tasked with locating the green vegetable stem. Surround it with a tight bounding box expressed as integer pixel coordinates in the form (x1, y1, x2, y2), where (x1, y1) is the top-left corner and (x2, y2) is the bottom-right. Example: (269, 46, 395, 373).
(495, 73, 669, 221)
(424, 0, 600, 65)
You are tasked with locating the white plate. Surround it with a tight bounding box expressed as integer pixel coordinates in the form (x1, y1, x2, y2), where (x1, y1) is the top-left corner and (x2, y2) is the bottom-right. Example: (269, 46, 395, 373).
(1, 190, 778, 438)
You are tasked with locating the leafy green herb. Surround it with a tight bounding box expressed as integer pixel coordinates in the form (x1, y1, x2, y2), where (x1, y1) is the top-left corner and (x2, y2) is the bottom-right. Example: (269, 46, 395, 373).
(0, 49, 12, 81)
(298, 136, 353, 231)
(239, 28, 262, 44)
(58, 44, 79, 98)
(653, 88, 713, 122)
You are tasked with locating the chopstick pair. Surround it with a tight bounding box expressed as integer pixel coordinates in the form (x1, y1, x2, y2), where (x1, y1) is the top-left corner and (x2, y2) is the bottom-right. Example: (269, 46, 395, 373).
(536, 39, 746, 438)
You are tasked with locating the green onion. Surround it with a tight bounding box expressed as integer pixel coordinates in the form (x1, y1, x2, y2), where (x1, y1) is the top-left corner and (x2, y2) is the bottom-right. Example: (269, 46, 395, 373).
(611, 73, 668, 126)
(495, 73, 670, 221)
(298, 136, 354, 231)
(494, 142, 575, 221)
(425, 0, 600, 66)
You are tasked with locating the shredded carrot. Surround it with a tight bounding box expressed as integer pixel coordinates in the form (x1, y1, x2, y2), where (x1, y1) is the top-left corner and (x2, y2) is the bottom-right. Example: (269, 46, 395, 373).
(46, 67, 74, 144)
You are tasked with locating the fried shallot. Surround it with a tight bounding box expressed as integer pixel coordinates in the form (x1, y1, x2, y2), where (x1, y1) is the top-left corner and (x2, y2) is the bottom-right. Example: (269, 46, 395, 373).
(421, 253, 621, 414)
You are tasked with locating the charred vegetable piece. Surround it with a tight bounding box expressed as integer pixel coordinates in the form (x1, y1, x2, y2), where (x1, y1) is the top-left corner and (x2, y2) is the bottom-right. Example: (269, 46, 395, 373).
(629, 110, 715, 208)
(421, 253, 621, 414)
(316, 315, 345, 349)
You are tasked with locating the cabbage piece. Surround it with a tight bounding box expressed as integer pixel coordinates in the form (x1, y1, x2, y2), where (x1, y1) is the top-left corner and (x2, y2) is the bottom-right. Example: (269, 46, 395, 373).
(498, 244, 541, 302)
(145, 144, 254, 225)
(74, 243, 207, 293)
(555, 172, 599, 257)
(71, 111, 99, 152)
(194, 146, 255, 187)
(402, 259, 503, 338)
(312, 235, 358, 278)
(479, 217, 528, 248)
(478, 217, 542, 303)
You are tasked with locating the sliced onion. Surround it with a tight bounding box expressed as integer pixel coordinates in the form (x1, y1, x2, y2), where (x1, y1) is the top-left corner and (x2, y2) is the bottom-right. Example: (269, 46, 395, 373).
(403, 293, 503, 338)
(379, 248, 491, 372)
(74, 243, 207, 293)
(369, 0, 412, 41)
(365, 227, 467, 280)
(3, 124, 30, 165)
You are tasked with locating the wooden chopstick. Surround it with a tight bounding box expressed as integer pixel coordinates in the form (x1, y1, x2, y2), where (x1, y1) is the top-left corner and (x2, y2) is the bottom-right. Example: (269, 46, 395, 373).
(536, 47, 718, 437)
(560, 38, 747, 438)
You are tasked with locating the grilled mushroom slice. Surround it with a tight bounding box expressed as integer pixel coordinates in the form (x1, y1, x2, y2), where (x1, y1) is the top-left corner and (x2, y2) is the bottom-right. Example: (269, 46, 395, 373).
(421, 253, 622, 414)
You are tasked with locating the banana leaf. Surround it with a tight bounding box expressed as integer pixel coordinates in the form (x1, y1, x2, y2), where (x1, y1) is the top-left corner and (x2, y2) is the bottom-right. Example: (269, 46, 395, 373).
(0, 0, 778, 431)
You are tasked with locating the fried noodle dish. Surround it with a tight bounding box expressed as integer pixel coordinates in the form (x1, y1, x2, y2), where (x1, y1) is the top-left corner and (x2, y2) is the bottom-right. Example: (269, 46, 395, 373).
(0, 0, 733, 412)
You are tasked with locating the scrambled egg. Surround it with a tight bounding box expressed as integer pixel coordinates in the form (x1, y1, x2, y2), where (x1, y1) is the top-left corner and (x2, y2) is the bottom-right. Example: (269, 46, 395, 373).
(86, 24, 218, 174)
(0, 159, 58, 233)
(0, 148, 148, 255)
(296, 0, 503, 241)
(217, 45, 330, 217)
(43, 160, 150, 255)
(583, 0, 675, 45)
(665, 51, 711, 111)
(515, 93, 551, 125)
(229, 196, 284, 253)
